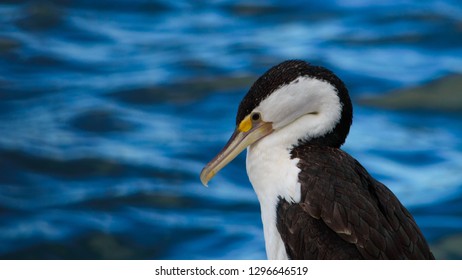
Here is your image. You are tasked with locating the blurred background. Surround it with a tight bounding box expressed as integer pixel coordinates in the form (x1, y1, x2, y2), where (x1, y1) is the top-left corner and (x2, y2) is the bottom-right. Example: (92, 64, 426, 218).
(1, 0, 462, 259)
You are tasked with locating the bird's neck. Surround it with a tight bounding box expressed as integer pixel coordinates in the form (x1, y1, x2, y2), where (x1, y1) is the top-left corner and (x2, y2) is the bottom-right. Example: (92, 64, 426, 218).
(246, 132, 302, 260)
(245, 101, 349, 259)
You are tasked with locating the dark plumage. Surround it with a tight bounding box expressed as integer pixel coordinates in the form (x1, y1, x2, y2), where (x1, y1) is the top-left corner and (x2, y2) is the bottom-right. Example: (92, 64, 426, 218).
(277, 145, 435, 259)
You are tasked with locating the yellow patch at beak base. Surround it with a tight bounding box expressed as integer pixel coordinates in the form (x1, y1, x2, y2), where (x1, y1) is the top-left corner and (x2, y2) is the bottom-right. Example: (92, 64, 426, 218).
(238, 115, 252, 132)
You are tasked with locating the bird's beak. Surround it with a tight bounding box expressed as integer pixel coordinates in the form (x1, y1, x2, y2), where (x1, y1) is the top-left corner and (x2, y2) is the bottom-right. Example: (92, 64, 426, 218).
(200, 115, 273, 186)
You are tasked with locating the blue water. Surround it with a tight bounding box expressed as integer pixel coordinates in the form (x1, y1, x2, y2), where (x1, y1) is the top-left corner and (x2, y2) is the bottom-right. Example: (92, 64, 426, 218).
(1, 0, 462, 259)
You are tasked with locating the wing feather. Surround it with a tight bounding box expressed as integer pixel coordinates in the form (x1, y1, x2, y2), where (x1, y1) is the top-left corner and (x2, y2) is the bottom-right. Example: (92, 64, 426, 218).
(276, 145, 434, 259)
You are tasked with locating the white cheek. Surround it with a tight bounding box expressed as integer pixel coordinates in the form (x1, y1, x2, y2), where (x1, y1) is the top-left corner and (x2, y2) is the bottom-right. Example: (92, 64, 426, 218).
(256, 76, 342, 139)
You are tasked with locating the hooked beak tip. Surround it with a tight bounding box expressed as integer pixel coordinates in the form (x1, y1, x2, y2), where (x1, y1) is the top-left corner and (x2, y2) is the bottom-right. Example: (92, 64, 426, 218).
(200, 168, 211, 187)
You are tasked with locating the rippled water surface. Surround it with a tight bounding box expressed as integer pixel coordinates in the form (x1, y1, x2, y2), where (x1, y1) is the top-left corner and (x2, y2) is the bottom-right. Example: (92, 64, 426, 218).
(1, 0, 462, 259)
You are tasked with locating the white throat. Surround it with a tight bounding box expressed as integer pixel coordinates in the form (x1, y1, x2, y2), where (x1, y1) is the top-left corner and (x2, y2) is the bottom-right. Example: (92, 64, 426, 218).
(246, 140, 300, 260)
(245, 76, 342, 260)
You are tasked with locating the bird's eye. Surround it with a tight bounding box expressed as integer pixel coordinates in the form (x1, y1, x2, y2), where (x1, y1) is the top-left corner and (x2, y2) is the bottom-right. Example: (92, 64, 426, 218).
(251, 112, 261, 121)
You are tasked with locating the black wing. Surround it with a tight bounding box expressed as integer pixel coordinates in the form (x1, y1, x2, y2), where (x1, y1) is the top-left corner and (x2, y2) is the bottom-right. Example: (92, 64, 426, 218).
(276, 145, 434, 260)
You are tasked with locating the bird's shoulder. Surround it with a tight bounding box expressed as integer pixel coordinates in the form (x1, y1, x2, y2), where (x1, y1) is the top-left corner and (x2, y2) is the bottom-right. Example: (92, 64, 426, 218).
(276, 145, 434, 259)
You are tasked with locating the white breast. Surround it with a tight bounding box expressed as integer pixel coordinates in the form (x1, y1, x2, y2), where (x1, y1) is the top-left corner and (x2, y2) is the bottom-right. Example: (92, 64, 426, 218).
(246, 132, 301, 260)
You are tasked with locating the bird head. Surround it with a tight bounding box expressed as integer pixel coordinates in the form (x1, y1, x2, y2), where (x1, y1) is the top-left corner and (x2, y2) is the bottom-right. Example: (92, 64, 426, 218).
(200, 60, 352, 186)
